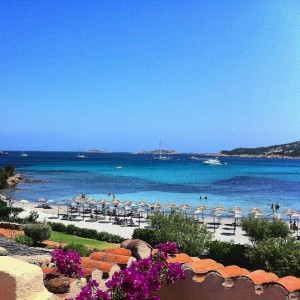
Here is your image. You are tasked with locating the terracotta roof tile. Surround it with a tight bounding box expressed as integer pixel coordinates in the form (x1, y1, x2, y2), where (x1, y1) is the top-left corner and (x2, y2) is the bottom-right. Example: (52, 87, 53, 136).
(41, 267, 54, 274)
(105, 248, 132, 257)
(215, 265, 250, 278)
(187, 259, 224, 274)
(167, 253, 193, 264)
(81, 257, 113, 273)
(245, 270, 279, 285)
(82, 267, 93, 277)
(276, 276, 300, 292)
(89, 252, 130, 265)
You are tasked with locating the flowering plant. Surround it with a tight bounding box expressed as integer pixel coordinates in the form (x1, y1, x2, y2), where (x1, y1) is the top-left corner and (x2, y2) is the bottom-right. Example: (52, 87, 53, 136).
(51, 249, 84, 278)
(66, 241, 185, 300)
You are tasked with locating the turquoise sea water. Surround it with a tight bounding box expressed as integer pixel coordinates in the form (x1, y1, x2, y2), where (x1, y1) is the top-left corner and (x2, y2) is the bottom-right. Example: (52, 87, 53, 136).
(1, 151, 300, 213)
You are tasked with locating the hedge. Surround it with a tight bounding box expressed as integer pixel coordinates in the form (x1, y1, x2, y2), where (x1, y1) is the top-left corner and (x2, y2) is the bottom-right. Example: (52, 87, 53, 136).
(48, 222, 124, 244)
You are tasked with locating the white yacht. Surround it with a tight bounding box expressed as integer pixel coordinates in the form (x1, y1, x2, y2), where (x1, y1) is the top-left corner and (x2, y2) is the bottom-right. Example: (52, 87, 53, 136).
(20, 152, 28, 157)
(203, 158, 222, 165)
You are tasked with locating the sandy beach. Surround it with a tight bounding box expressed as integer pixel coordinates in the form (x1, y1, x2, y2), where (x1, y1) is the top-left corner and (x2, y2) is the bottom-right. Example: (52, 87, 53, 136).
(13, 201, 251, 244)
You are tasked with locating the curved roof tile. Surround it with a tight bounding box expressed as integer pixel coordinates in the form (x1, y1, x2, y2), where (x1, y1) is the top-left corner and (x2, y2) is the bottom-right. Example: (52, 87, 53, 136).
(245, 270, 279, 285)
(276, 276, 300, 292)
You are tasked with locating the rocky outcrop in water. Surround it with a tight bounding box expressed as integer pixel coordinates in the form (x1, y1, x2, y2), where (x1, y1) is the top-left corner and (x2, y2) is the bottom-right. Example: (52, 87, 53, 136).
(6, 174, 24, 188)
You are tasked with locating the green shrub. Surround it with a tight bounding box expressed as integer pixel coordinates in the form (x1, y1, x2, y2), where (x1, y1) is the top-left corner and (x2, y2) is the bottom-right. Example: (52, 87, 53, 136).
(14, 235, 34, 246)
(146, 212, 212, 257)
(76, 228, 98, 239)
(0, 206, 23, 220)
(4, 165, 15, 177)
(241, 217, 291, 242)
(24, 223, 52, 243)
(66, 224, 78, 235)
(64, 243, 91, 257)
(49, 222, 67, 232)
(26, 211, 39, 223)
(245, 237, 300, 277)
(207, 240, 249, 268)
(133, 228, 158, 246)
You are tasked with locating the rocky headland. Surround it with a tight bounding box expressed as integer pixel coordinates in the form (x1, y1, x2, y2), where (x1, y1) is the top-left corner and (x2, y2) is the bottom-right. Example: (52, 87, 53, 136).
(220, 140, 300, 159)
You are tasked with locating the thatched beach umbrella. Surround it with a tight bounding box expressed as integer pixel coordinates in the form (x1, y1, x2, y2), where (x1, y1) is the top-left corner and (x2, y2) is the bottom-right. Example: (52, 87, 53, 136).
(196, 205, 209, 222)
(111, 199, 121, 206)
(36, 198, 46, 203)
(284, 209, 297, 221)
(20, 199, 29, 204)
(152, 202, 163, 209)
(230, 206, 243, 213)
(268, 212, 281, 221)
(98, 199, 110, 205)
(250, 207, 262, 213)
(213, 205, 226, 212)
(138, 200, 148, 207)
(138, 201, 149, 216)
(166, 202, 177, 210)
(124, 200, 133, 206)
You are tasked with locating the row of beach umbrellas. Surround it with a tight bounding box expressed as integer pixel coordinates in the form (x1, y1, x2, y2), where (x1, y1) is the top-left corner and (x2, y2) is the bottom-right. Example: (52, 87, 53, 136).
(15, 195, 300, 222)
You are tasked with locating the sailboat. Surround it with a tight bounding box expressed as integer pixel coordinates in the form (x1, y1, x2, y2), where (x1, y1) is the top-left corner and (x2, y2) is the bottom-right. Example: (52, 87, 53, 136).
(20, 151, 28, 157)
(153, 140, 171, 160)
(74, 147, 88, 159)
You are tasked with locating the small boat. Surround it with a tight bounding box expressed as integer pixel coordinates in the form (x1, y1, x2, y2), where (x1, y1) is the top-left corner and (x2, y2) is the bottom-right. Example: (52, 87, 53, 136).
(190, 156, 201, 161)
(74, 153, 89, 159)
(203, 158, 222, 165)
(0, 151, 11, 156)
(116, 166, 123, 169)
(20, 152, 28, 157)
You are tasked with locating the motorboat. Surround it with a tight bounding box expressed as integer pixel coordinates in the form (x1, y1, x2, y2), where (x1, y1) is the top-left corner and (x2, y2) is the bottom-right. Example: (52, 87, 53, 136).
(0, 151, 11, 156)
(75, 154, 88, 159)
(116, 166, 123, 169)
(20, 152, 28, 157)
(203, 158, 222, 165)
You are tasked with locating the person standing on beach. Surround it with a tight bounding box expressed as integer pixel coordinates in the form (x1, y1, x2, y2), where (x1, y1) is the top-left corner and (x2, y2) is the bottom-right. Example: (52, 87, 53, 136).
(271, 203, 274, 213)
(275, 202, 280, 212)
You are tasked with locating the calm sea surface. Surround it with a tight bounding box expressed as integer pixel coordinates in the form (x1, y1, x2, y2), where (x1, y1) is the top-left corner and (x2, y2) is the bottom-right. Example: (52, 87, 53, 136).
(1, 151, 300, 213)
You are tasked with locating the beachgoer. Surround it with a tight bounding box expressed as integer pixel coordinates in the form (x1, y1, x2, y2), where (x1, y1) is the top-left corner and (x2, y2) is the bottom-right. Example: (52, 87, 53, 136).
(271, 203, 274, 213)
(275, 202, 280, 212)
(204, 196, 207, 200)
(200, 196, 202, 200)
(293, 220, 297, 230)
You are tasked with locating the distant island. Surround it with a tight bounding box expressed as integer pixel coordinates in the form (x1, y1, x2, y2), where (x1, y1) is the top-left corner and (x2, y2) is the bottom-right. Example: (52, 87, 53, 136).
(87, 149, 112, 153)
(220, 140, 300, 159)
(133, 149, 179, 155)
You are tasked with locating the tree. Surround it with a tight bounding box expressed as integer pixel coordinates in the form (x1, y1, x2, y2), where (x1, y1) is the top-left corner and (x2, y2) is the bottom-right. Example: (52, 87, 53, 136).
(245, 237, 300, 277)
(134, 211, 212, 257)
(24, 224, 52, 244)
(241, 217, 291, 242)
(4, 165, 15, 177)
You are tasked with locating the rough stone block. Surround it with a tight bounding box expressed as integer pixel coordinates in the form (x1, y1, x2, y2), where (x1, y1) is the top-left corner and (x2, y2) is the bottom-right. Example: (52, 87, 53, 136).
(0, 256, 52, 300)
(0, 246, 8, 256)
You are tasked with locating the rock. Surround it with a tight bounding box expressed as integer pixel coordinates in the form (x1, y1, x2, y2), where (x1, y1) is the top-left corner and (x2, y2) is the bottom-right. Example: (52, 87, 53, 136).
(0, 256, 52, 300)
(6, 174, 24, 188)
(121, 239, 152, 260)
(0, 246, 8, 256)
(45, 276, 72, 294)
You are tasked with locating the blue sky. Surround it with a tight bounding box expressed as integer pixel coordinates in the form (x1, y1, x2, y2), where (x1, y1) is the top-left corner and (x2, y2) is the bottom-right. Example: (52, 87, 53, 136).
(1, 1, 299, 152)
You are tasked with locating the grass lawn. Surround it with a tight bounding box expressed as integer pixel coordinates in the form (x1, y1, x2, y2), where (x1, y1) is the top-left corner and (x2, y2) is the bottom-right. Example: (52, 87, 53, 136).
(49, 231, 119, 250)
